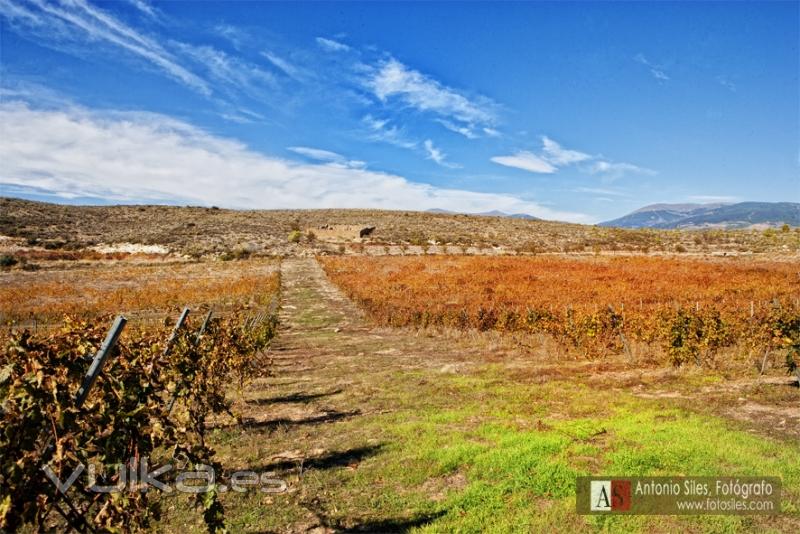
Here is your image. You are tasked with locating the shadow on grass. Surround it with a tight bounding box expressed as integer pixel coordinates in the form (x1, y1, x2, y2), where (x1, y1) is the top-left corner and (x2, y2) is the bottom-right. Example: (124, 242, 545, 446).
(255, 444, 385, 473)
(252, 513, 446, 534)
(211, 409, 362, 432)
(247, 389, 343, 405)
(313, 509, 447, 533)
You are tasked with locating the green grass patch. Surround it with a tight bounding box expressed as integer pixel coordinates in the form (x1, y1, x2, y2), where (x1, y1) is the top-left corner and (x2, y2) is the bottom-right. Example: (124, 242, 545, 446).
(357, 370, 800, 533)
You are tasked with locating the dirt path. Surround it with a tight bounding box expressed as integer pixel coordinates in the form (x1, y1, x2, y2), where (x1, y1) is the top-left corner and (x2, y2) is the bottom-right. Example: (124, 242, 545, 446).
(210, 258, 489, 532)
(193, 257, 799, 533)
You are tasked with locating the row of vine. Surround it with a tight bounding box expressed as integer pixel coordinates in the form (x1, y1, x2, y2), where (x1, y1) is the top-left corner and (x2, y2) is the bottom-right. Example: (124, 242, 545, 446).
(321, 256, 800, 367)
(0, 304, 278, 532)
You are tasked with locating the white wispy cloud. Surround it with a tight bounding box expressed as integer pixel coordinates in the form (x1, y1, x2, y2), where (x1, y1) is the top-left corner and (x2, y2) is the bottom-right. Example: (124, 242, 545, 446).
(219, 112, 255, 124)
(261, 51, 304, 80)
(492, 136, 653, 179)
(436, 119, 478, 139)
(541, 136, 591, 165)
(634, 53, 670, 81)
(125, 0, 159, 20)
(362, 115, 418, 149)
(175, 43, 275, 96)
(0, 0, 43, 25)
(288, 146, 345, 162)
(573, 187, 629, 197)
(287, 146, 365, 168)
(316, 36, 350, 52)
(366, 58, 498, 133)
(423, 139, 461, 169)
(363, 115, 459, 167)
(587, 160, 656, 179)
(0, 0, 212, 96)
(0, 100, 589, 222)
(217, 106, 266, 124)
(214, 23, 248, 49)
(0, 79, 73, 107)
(491, 151, 557, 174)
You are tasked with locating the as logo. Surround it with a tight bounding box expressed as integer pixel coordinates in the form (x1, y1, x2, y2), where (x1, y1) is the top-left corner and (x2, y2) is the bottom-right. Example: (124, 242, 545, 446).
(590, 480, 632, 512)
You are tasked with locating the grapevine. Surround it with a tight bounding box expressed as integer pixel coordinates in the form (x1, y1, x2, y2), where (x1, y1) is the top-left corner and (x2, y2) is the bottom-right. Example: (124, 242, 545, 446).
(0, 305, 278, 532)
(320, 256, 800, 366)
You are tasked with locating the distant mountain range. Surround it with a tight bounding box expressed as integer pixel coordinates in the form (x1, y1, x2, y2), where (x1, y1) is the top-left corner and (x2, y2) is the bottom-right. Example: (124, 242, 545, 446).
(600, 201, 800, 229)
(428, 208, 540, 220)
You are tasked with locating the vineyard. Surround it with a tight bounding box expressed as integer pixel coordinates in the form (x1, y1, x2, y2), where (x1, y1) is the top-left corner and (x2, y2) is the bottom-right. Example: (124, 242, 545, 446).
(0, 259, 279, 325)
(0, 262, 280, 532)
(321, 256, 800, 367)
(1, 252, 799, 532)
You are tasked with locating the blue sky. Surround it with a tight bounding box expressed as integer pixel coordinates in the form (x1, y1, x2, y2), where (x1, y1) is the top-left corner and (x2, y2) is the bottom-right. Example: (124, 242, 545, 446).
(0, 1, 797, 223)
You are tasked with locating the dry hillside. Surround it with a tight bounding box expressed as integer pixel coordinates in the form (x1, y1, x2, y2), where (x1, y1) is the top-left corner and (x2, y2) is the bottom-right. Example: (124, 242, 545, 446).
(1, 197, 798, 258)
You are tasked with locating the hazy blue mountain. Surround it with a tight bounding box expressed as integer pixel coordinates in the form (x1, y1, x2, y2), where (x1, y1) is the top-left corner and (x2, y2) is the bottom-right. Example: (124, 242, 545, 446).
(601, 202, 800, 229)
(428, 209, 540, 220)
